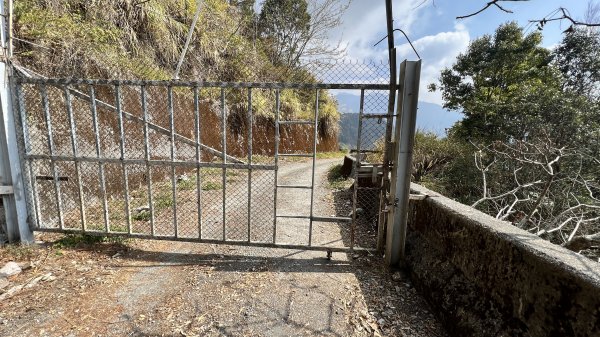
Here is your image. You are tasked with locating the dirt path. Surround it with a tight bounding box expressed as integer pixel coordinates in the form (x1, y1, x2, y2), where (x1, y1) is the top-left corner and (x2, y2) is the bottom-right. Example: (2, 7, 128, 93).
(0, 159, 448, 337)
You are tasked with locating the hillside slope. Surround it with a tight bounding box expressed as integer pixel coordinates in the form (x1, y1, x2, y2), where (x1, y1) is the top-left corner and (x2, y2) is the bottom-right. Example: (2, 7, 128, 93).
(13, 0, 340, 148)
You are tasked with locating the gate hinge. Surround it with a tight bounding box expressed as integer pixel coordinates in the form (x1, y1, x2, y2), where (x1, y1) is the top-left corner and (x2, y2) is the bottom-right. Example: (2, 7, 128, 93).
(382, 197, 398, 213)
(0, 185, 14, 195)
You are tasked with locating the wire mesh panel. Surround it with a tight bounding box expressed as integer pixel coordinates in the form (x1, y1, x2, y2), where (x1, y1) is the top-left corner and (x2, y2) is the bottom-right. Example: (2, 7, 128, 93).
(345, 89, 391, 247)
(13, 76, 395, 252)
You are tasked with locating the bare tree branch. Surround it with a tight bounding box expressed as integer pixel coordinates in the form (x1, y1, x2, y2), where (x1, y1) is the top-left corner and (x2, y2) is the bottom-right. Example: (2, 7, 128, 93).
(457, 0, 530, 20)
(468, 139, 600, 246)
(586, 0, 600, 24)
(530, 7, 600, 30)
(417, 0, 600, 29)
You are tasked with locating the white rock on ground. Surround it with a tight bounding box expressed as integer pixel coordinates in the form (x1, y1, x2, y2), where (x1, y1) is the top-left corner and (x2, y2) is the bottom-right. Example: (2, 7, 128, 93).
(0, 262, 22, 278)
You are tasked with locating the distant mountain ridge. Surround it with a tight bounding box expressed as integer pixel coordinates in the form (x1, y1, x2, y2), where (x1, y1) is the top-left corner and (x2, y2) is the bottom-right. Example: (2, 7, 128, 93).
(335, 92, 462, 147)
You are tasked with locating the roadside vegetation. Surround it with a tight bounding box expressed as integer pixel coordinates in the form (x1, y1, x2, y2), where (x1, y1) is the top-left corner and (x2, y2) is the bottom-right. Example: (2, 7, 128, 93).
(327, 163, 352, 190)
(420, 22, 600, 259)
(13, 0, 345, 134)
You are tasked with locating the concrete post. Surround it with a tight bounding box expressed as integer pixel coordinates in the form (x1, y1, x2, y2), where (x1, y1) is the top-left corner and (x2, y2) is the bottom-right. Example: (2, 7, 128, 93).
(0, 0, 33, 243)
(385, 60, 421, 266)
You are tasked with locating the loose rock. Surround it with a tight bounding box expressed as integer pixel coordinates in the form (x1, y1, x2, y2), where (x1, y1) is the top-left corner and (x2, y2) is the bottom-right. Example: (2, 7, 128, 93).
(0, 262, 22, 278)
(391, 271, 407, 282)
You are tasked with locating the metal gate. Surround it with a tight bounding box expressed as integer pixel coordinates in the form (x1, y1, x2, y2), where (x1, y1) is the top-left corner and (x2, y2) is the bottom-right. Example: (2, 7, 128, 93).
(11, 76, 398, 252)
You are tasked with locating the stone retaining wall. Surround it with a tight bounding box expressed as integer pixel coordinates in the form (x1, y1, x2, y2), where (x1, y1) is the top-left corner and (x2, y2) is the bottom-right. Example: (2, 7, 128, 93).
(405, 183, 600, 337)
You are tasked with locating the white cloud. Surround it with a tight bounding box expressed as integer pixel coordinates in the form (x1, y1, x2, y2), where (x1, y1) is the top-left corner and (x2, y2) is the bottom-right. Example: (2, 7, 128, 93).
(318, 2, 471, 107)
(396, 24, 470, 105)
(330, 1, 426, 61)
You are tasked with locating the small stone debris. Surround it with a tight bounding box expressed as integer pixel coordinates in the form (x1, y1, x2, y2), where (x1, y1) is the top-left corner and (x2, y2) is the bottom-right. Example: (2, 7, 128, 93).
(0, 262, 22, 278)
(391, 271, 407, 282)
(133, 206, 151, 215)
(0, 272, 56, 301)
(18, 262, 34, 271)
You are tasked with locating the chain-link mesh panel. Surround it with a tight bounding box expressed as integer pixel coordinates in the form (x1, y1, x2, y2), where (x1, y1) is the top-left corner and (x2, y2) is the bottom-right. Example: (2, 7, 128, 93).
(354, 89, 392, 232)
(224, 168, 249, 241)
(31, 161, 58, 228)
(251, 170, 275, 243)
(79, 161, 104, 232)
(199, 167, 225, 240)
(15, 47, 390, 85)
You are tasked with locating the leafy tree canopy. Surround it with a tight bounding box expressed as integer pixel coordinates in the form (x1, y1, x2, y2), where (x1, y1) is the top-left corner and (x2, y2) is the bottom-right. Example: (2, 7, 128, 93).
(423, 21, 600, 258)
(432, 22, 600, 148)
(258, 0, 311, 66)
(554, 27, 600, 100)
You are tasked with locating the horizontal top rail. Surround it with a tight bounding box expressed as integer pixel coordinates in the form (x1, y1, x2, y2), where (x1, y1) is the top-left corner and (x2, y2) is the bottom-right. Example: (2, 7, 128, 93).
(279, 120, 314, 125)
(15, 77, 395, 90)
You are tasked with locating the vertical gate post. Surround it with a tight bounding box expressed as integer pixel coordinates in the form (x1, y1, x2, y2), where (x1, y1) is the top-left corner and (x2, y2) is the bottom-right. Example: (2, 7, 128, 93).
(385, 60, 421, 266)
(0, 0, 33, 243)
(378, 0, 398, 253)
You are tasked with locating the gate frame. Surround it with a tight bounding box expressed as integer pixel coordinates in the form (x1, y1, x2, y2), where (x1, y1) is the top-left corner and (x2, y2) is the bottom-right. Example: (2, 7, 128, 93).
(12, 77, 395, 253)
(9, 72, 422, 257)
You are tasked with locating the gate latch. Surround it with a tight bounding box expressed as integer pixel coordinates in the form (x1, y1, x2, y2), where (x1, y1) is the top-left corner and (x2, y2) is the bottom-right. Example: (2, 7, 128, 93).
(0, 185, 14, 195)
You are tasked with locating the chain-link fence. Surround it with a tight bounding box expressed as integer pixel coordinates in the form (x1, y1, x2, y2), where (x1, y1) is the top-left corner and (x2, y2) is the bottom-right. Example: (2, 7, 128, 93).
(13, 74, 393, 250)
(13, 58, 391, 88)
(11, 44, 394, 249)
(10, 73, 395, 250)
(9, 0, 396, 250)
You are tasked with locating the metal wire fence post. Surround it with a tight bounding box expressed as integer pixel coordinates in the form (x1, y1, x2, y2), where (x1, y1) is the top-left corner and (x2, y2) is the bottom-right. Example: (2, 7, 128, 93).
(141, 85, 155, 236)
(114, 84, 132, 234)
(167, 86, 178, 238)
(40, 84, 64, 230)
(273, 90, 280, 244)
(63, 87, 86, 231)
(247, 88, 252, 242)
(221, 88, 226, 241)
(308, 89, 319, 246)
(194, 86, 202, 238)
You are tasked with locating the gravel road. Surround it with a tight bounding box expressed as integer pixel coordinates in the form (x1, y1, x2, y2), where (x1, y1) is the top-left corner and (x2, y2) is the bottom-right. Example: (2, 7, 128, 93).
(0, 158, 448, 336)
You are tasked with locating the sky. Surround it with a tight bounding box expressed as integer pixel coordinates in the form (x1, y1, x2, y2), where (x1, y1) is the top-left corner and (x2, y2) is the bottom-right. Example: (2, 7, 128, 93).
(327, 0, 592, 106)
